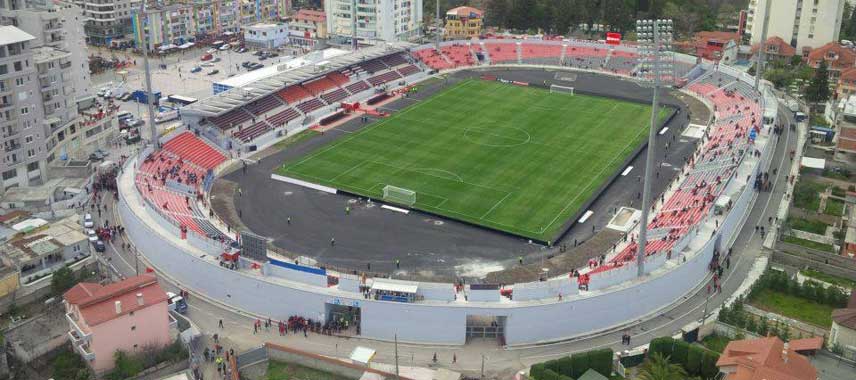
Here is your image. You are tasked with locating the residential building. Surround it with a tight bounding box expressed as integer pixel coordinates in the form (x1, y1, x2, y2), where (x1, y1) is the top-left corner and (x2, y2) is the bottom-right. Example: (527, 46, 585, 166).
(745, 0, 846, 53)
(830, 292, 856, 360)
(807, 42, 856, 82)
(680, 31, 739, 63)
(63, 274, 175, 374)
(71, 0, 141, 46)
(752, 36, 797, 63)
(443, 6, 482, 40)
(289, 8, 326, 39)
(325, 0, 422, 42)
(716, 336, 817, 380)
(243, 22, 289, 49)
(0, 215, 89, 284)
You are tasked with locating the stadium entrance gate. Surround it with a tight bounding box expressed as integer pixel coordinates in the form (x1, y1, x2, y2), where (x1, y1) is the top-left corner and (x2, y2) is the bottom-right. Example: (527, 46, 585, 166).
(325, 299, 361, 334)
(466, 315, 506, 345)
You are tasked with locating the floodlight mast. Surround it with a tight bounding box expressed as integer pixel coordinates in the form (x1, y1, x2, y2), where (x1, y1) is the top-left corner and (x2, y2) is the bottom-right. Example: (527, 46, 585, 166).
(634, 19, 674, 277)
(139, 1, 159, 150)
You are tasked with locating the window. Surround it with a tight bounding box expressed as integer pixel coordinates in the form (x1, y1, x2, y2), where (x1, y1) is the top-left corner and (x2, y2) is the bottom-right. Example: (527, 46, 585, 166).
(131, 326, 136, 331)
(1, 169, 15, 180)
(26, 162, 38, 171)
(15, 78, 23, 86)
(13, 62, 21, 72)
(26, 149, 35, 157)
(24, 135, 32, 143)
(20, 106, 28, 115)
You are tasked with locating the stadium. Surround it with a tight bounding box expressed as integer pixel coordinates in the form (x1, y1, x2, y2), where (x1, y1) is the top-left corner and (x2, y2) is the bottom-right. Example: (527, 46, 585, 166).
(116, 37, 779, 345)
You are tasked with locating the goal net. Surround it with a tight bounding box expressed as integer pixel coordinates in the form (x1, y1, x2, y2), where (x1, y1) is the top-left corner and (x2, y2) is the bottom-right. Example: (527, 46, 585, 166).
(550, 84, 575, 95)
(382, 185, 416, 206)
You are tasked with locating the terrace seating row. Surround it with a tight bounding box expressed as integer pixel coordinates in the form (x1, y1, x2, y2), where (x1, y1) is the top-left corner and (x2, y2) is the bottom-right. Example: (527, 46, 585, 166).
(346, 80, 370, 94)
(367, 70, 403, 86)
(484, 43, 518, 63)
(359, 58, 388, 74)
(520, 44, 563, 60)
(296, 98, 325, 114)
(303, 77, 338, 95)
(397, 65, 421, 77)
(382, 54, 408, 67)
(234, 121, 272, 142)
(278, 86, 313, 104)
(266, 107, 300, 127)
(163, 132, 226, 171)
(244, 95, 283, 116)
(321, 88, 350, 104)
(209, 108, 253, 130)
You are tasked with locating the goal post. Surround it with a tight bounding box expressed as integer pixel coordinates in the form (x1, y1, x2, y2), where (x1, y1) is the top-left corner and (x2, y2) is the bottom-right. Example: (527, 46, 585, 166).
(382, 185, 416, 206)
(549, 84, 575, 95)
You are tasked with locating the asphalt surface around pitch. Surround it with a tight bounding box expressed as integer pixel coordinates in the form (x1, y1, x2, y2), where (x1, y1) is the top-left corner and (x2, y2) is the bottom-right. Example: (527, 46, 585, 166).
(227, 69, 700, 280)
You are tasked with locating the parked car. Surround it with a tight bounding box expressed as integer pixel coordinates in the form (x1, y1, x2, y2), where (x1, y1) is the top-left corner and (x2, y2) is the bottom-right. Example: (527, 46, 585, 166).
(258, 55, 267, 61)
(201, 53, 213, 61)
(268, 52, 279, 58)
(237, 47, 248, 53)
(166, 291, 188, 313)
(206, 48, 217, 54)
(119, 92, 133, 101)
(207, 69, 219, 76)
(83, 213, 94, 228)
(219, 43, 230, 51)
(87, 229, 98, 242)
(94, 240, 106, 252)
(212, 57, 221, 63)
(253, 50, 263, 56)
(241, 61, 252, 68)
(201, 62, 214, 67)
(89, 151, 106, 161)
(190, 66, 202, 73)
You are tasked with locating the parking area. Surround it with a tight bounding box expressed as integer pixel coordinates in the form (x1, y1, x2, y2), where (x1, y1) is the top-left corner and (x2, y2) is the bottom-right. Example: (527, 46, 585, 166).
(90, 44, 303, 140)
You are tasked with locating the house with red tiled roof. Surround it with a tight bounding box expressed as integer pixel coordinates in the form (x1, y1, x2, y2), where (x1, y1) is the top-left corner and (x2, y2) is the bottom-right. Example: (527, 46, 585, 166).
(716, 336, 817, 380)
(289, 9, 327, 39)
(807, 42, 856, 81)
(63, 274, 174, 374)
(679, 31, 739, 63)
(830, 292, 856, 359)
(752, 36, 797, 63)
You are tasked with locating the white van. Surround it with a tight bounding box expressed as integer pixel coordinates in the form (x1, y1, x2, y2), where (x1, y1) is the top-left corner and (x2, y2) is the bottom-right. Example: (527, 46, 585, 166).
(83, 213, 94, 228)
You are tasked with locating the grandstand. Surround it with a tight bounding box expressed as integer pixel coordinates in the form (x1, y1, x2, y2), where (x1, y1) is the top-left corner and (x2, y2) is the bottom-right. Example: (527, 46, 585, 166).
(119, 36, 777, 346)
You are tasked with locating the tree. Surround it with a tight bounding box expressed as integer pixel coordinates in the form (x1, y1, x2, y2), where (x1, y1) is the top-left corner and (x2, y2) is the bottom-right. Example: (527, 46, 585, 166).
(842, 1, 856, 41)
(51, 265, 76, 295)
(805, 60, 831, 103)
(52, 351, 92, 380)
(637, 352, 688, 380)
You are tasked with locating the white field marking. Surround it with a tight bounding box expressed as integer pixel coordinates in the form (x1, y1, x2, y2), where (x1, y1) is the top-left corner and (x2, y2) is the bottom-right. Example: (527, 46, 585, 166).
(659, 127, 669, 135)
(462, 126, 531, 147)
(480, 192, 513, 220)
(411, 167, 464, 182)
(621, 166, 634, 176)
(538, 115, 649, 234)
(329, 160, 369, 182)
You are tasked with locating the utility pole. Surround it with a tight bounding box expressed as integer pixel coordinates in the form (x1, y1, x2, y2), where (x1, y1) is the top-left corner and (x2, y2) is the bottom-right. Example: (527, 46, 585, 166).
(394, 333, 400, 380)
(635, 19, 674, 277)
(138, 1, 158, 150)
(754, 0, 773, 90)
(434, 0, 441, 50)
(480, 354, 485, 379)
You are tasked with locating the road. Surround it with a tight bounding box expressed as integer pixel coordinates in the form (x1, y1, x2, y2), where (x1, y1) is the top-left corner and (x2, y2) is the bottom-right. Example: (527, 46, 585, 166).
(95, 100, 798, 379)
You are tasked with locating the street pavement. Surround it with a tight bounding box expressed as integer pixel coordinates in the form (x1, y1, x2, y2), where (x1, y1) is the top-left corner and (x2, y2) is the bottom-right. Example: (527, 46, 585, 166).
(93, 96, 799, 379)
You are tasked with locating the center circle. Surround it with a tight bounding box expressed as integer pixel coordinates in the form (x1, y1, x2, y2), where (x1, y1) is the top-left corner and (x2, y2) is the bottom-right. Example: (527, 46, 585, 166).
(463, 126, 531, 147)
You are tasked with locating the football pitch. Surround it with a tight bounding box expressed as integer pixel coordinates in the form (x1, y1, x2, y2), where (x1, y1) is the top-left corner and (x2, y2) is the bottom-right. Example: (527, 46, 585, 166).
(278, 79, 666, 242)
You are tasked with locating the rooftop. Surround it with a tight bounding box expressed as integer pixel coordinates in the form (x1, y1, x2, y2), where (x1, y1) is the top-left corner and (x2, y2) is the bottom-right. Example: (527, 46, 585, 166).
(446, 6, 483, 18)
(807, 42, 856, 71)
(33, 46, 71, 63)
(4, 234, 63, 266)
(64, 274, 169, 326)
(0, 26, 35, 46)
(716, 336, 817, 380)
(293, 8, 325, 22)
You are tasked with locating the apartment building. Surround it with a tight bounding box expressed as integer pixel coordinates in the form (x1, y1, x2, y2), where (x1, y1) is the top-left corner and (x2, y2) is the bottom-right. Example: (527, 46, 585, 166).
(289, 8, 327, 39)
(745, 0, 846, 53)
(71, 0, 140, 46)
(325, 0, 422, 42)
(444, 6, 482, 40)
(0, 1, 114, 195)
(64, 274, 175, 374)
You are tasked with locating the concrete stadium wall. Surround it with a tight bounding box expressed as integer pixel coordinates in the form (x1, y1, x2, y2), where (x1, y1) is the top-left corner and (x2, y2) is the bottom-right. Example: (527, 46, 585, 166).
(118, 60, 777, 345)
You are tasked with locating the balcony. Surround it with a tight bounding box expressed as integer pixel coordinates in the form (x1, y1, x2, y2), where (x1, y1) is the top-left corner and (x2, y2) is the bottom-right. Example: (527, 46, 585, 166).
(60, 62, 72, 70)
(5, 143, 21, 152)
(75, 342, 96, 361)
(65, 312, 92, 344)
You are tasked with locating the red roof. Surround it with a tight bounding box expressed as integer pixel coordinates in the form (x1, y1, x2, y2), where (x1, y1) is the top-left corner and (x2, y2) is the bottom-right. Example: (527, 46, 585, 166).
(716, 337, 817, 380)
(787, 337, 823, 352)
(807, 42, 856, 71)
(752, 36, 796, 57)
(294, 9, 325, 23)
(838, 138, 856, 153)
(63, 274, 168, 326)
(833, 307, 856, 329)
(446, 6, 483, 18)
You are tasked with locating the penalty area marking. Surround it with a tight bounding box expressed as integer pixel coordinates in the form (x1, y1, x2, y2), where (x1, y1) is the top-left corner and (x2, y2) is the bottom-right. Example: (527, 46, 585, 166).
(621, 166, 634, 176)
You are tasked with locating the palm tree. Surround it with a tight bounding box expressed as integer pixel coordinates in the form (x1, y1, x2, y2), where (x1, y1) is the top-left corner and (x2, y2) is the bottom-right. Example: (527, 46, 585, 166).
(637, 352, 688, 380)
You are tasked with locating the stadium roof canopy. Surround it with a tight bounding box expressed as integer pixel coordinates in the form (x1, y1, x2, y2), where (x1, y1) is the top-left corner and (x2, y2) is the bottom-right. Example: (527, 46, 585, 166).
(182, 42, 413, 118)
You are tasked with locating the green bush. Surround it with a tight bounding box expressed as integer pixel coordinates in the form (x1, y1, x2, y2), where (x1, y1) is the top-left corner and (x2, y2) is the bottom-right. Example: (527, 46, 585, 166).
(570, 351, 590, 379)
(588, 348, 614, 377)
(671, 340, 690, 368)
(649, 336, 675, 358)
(52, 350, 92, 380)
(530, 363, 547, 380)
(108, 351, 145, 380)
(686, 345, 705, 376)
(701, 351, 720, 379)
(555, 356, 573, 377)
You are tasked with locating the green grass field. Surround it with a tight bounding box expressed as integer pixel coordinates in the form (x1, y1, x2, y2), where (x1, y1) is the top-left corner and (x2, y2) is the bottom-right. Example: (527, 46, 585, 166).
(278, 79, 664, 241)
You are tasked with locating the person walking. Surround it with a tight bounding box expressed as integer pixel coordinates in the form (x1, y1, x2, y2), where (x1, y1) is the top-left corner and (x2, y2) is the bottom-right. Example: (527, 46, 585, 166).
(219, 319, 224, 329)
(330, 237, 335, 246)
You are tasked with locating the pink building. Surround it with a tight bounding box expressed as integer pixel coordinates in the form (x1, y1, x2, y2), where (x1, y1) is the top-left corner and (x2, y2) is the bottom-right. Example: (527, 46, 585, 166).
(63, 274, 175, 374)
